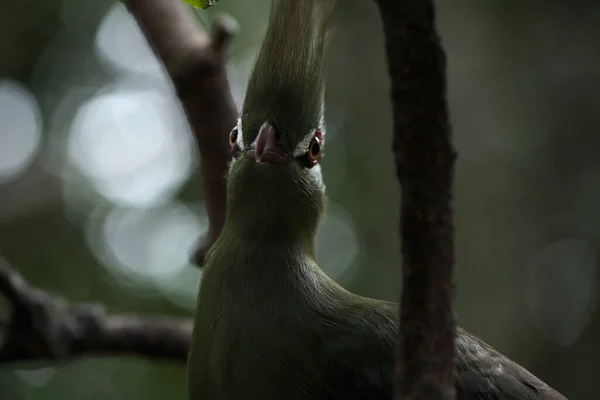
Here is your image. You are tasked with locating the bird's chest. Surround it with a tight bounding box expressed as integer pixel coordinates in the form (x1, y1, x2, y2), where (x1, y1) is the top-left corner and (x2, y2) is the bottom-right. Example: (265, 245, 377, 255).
(188, 263, 323, 399)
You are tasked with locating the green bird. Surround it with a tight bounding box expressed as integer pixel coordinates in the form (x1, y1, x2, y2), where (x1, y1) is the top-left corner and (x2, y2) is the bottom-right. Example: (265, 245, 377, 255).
(187, 1, 567, 399)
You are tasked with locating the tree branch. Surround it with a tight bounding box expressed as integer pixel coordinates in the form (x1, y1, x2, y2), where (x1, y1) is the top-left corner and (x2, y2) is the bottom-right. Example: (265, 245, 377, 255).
(0, 258, 191, 365)
(123, 0, 238, 266)
(373, 0, 457, 399)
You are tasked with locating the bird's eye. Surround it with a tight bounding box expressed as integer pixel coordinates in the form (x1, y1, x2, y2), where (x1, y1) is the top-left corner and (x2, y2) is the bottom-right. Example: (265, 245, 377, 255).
(229, 126, 238, 147)
(229, 126, 240, 157)
(307, 136, 322, 165)
(294, 129, 323, 168)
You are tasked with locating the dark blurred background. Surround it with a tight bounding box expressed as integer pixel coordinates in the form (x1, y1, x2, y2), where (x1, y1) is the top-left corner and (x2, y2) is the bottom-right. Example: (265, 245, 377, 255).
(1, 0, 599, 398)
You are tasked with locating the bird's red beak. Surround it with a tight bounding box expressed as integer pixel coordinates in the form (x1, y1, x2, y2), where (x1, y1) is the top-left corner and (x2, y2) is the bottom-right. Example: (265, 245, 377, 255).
(247, 122, 287, 164)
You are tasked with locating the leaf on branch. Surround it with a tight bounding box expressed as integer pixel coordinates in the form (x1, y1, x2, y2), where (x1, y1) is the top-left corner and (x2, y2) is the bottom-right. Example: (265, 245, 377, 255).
(182, 0, 219, 9)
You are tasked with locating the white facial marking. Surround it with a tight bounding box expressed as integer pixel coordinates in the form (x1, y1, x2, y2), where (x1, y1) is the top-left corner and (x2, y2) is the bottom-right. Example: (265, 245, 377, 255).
(236, 117, 245, 151)
(293, 131, 313, 157)
(310, 163, 325, 189)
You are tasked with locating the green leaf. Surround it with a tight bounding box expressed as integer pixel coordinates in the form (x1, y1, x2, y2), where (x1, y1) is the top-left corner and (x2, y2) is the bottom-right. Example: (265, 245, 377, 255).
(182, 0, 218, 9)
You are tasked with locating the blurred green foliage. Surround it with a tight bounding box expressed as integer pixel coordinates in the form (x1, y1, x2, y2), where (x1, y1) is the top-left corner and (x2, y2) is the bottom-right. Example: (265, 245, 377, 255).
(182, 0, 218, 9)
(1, 0, 599, 399)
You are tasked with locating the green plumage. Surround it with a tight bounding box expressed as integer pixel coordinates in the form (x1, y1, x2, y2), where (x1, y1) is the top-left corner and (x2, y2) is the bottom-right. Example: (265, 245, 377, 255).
(186, 1, 567, 399)
(241, 0, 331, 151)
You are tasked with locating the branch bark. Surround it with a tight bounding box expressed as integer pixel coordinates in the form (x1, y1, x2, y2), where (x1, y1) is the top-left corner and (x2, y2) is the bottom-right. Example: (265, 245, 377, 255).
(0, 258, 191, 364)
(373, 0, 457, 399)
(123, 0, 238, 266)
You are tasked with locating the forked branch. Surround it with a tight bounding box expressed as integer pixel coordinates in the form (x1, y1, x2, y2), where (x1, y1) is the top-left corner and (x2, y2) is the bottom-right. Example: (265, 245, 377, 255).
(123, 0, 238, 266)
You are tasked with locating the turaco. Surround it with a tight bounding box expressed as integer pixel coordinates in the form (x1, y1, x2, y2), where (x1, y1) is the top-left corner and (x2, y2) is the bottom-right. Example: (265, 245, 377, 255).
(186, 1, 568, 399)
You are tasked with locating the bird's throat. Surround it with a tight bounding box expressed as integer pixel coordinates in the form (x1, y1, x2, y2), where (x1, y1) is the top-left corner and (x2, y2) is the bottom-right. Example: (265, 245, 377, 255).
(221, 160, 325, 256)
(219, 202, 321, 258)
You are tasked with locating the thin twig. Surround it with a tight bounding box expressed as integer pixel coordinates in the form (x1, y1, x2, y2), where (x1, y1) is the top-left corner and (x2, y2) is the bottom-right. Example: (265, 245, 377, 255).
(373, 0, 457, 399)
(0, 258, 191, 365)
(123, 0, 239, 266)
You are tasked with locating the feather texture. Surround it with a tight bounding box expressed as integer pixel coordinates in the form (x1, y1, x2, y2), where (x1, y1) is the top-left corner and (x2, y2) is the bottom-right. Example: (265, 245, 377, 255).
(241, 0, 334, 152)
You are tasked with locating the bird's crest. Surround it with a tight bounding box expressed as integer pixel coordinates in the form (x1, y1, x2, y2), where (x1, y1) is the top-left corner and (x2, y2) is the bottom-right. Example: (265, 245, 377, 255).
(240, 0, 335, 149)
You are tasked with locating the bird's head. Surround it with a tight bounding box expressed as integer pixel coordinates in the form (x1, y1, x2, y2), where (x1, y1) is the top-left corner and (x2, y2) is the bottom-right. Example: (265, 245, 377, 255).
(224, 116, 326, 245)
(221, 1, 333, 247)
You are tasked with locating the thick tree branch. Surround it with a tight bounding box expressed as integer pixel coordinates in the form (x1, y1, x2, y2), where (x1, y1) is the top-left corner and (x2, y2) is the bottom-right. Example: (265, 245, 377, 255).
(123, 0, 238, 266)
(373, 0, 457, 399)
(0, 259, 191, 365)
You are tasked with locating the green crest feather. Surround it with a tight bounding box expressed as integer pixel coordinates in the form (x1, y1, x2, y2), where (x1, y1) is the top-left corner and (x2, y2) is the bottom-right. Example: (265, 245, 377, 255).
(241, 0, 335, 150)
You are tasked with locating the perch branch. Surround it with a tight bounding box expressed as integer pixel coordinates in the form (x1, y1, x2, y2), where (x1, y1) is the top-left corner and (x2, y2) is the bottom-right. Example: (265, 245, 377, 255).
(123, 0, 238, 266)
(373, 0, 457, 399)
(0, 258, 191, 365)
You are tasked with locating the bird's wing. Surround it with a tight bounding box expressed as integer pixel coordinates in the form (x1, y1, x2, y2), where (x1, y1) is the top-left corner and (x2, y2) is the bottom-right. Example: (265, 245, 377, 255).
(315, 291, 566, 399)
(318, 301, 398, 399)
(324, 333, 395, 399)
(455, 328, 567, 400)
(324, 322, 567, 399)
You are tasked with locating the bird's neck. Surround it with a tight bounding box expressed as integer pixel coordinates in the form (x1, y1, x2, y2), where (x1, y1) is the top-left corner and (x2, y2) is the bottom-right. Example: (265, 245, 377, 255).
(220, 198, 322, 258)
(216, 162, 326, 259)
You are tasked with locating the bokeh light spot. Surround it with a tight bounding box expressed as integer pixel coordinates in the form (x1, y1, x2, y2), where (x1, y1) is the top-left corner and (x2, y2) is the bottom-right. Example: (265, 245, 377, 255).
(16, 368, 56, 389)
(67, 87, 194, 207)
(0, 80, 43, 183)
(95, 3, 162, 77)
(316, 204, 360, 281)
(87, 202, 206, 286)
(526, 238, 598, 346)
